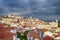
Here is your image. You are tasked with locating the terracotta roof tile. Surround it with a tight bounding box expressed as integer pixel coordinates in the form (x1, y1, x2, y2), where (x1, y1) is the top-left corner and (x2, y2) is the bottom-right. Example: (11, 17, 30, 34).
(43, 36, 54, 40)
(0, 23, 8, 27)
(28, 30, 41, 40)
(0, 32, 14, 38)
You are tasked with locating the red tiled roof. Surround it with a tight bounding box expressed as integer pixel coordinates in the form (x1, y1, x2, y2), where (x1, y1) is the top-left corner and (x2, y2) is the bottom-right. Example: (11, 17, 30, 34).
(43, 36, 54, 40)
(0, 38, 13, 40)
(6, 27, 16, 30)
(28, 30, 41, 40)
(0, 27, 11, 32)
(0, 27, 16, 33)
(23, 26, 31, 28)
(0, 23, 8, 27)
(0, 32, 14, 38)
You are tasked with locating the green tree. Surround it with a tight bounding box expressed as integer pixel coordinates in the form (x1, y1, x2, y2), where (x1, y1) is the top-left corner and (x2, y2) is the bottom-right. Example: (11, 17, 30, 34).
(24, 30, 29, 36)
(17, 30, 29, 40)
(17, 32, 21, 38)
(21, 36, 26, 40)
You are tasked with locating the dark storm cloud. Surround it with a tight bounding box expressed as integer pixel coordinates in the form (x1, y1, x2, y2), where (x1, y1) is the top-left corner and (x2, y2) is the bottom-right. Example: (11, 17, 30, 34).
(0, 0, 60, 21)
(0, 0, 60, 14)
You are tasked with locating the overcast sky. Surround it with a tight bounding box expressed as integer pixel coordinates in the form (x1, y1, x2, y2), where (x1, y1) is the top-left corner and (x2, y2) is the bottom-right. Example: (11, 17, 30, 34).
(0, 0, 60, 21)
